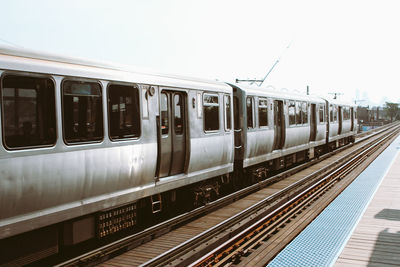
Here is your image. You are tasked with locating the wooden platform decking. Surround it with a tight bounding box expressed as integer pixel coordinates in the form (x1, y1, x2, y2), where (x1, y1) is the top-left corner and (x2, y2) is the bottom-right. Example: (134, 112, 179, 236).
(335, 151, 400, 267)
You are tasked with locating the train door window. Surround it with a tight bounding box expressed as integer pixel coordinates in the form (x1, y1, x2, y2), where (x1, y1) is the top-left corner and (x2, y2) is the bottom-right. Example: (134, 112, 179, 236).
(161, 92, 169, 135)
(330, 104, 334, 122)
(258, 97, 268, 127)
(302, 102, 308, 124)
(343, 107, 350, 120)
(203, 93, 219, 131)
(1, 74, 56, 149)
(174, 93, 184, 135)
(319, 104, 325, 123)
(108, 84, 140, 140)
(62, 80, 103, 144)
(224, 94, 231, 131)
(288, 100, 296, 125)
(295, 101, 302, 124)
(333, 105, 338, 121)
(246, 96, 254, 129)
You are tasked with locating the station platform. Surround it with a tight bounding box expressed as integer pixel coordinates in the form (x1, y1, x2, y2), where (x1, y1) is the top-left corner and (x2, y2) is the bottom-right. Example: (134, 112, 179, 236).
(268, 135, 400, 267)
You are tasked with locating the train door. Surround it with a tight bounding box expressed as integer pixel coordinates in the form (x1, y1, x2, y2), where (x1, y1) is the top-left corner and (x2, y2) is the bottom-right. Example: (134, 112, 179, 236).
(325, 102, 330, 144)
(233, 96, 242, 158)
(310, 103, 317, 141)
(338, 106, 342, 135)
(158, 90, 187, 177)
(273, 100, 285, 150)
(350, 107, 354, 131)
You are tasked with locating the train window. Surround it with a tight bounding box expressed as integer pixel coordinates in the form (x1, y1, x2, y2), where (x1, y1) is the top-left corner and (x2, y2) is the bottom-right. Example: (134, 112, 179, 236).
(330, 105, 334, 122)
(174, 93, 184, 135)
(203, 93, 219, 131)
(288, 101, 296, 125)
(161, 92, 169, 135)
(319, 104, 325, 123)
(302, 102, 308, 124)
(246, 97, 254, 128)
(63, 80, 103, 143)
(1, 74, 56, 149)
(258, 98, 268, 127)
(108, 84, 140, 140)
(295, 101, 302, 124)
(224, 95, 231, 131)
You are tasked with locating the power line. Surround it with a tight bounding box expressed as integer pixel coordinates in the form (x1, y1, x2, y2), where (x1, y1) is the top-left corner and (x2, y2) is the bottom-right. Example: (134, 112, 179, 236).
(0, 37, 24, 48)
(236, 40, 293, 87)
(259, 40, 293, 87)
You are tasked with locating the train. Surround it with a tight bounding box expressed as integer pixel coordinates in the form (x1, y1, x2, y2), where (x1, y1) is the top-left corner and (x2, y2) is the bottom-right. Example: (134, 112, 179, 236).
(0, 46, 357, 266)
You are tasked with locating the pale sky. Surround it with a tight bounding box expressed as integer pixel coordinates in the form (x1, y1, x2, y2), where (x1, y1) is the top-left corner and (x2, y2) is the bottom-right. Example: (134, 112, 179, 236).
(1, 0, 399, 106)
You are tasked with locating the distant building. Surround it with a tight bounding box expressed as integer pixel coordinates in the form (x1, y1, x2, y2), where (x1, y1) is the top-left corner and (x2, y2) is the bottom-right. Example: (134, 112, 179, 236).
(357, 106, 389, 132)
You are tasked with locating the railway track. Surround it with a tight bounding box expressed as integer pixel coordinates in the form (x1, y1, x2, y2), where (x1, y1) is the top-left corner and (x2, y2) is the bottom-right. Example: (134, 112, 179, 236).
(191, 124, 400, 266)
(56, 123, 400, 267)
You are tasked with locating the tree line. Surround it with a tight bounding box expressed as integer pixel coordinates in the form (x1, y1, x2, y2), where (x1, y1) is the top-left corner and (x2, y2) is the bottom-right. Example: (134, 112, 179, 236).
(384, 102, 399, 122)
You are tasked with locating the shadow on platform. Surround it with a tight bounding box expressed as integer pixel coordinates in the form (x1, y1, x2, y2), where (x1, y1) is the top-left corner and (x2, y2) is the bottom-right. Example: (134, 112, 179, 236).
(374, 208, 400, 221)
(367, 209, 400, 267)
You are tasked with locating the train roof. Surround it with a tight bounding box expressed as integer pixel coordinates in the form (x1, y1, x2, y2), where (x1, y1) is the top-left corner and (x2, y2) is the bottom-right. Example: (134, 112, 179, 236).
(231, 83, 325, 103)
(324, 97, 356, 107)
(0, 45, 232, 93)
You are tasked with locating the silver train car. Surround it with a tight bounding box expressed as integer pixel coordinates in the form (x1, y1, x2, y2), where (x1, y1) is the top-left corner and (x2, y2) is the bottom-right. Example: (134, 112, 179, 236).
(233, 85, 326, 176)
(326, 98, 358, 149)
(231, 85, 357, 179)
(0, 47, 234, 265)
(0, 47, 357, 266)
